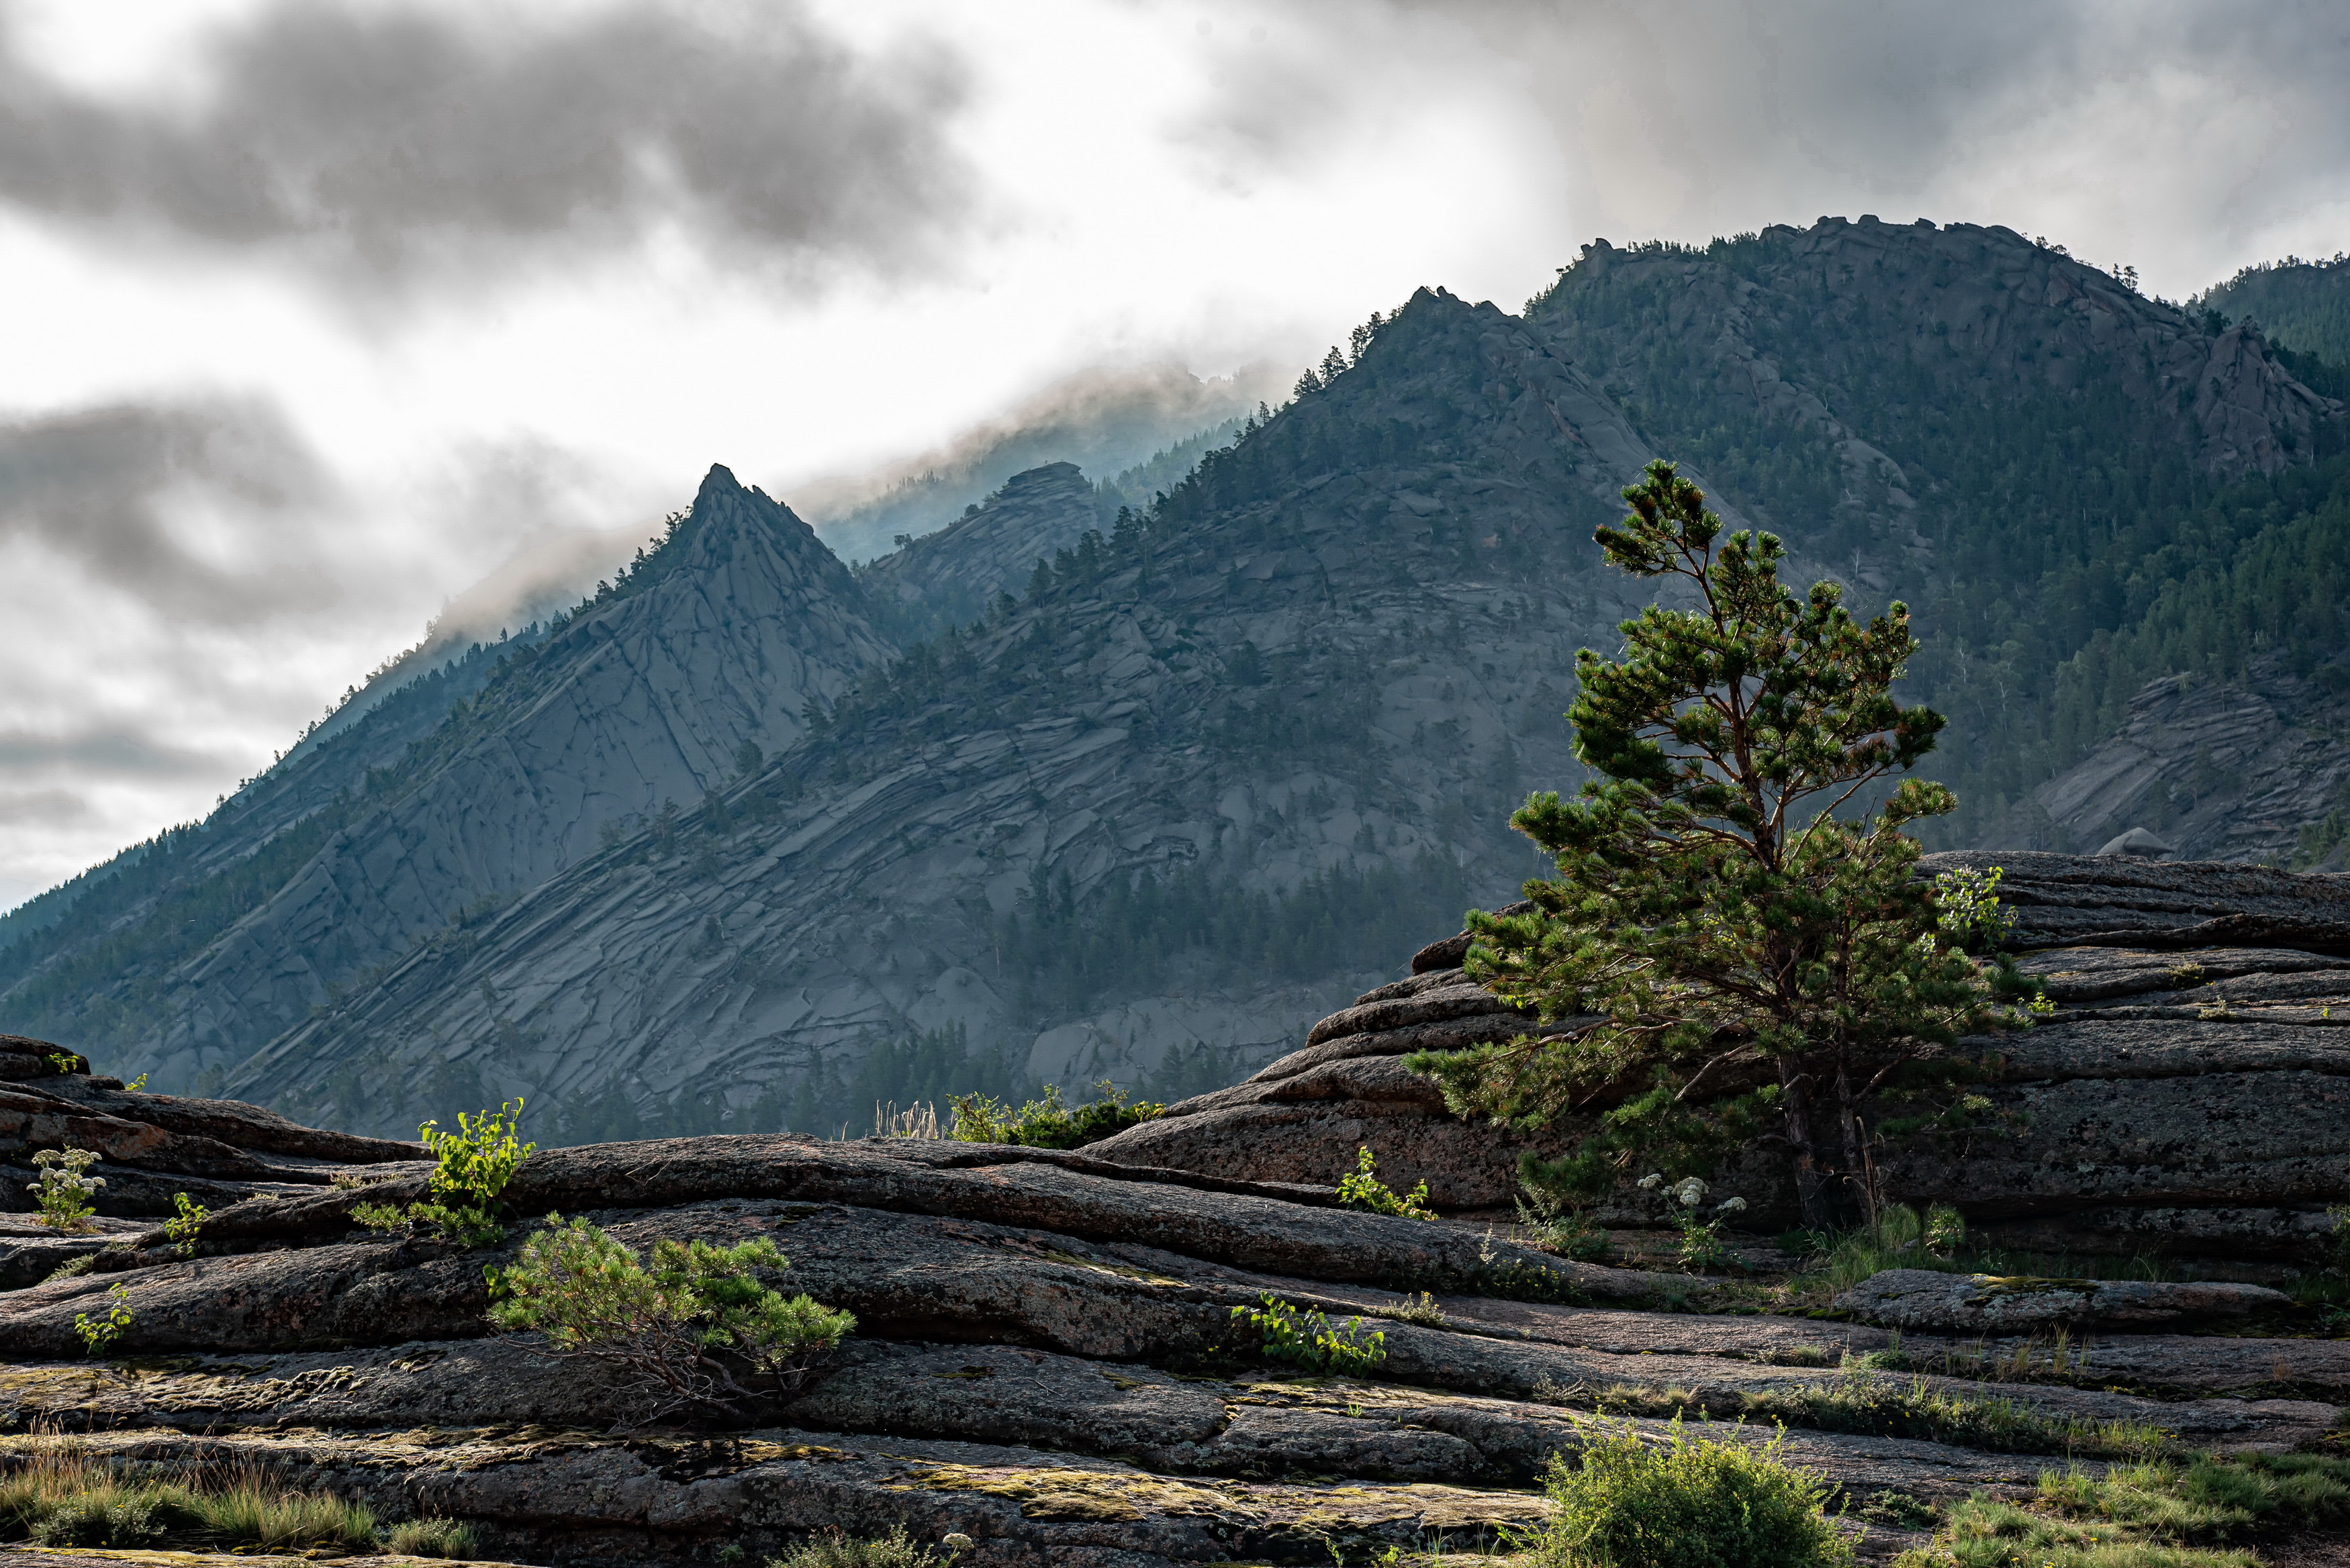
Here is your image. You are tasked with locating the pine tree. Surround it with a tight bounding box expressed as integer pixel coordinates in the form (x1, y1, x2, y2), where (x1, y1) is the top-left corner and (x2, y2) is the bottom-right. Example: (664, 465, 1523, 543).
(1409, 462, 2026, 1229)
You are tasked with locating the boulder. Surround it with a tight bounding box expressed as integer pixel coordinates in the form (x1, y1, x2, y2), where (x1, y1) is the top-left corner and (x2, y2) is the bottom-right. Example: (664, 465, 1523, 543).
(2097, 828, 2176, 859)
(1836, 1269, 2290, 1332)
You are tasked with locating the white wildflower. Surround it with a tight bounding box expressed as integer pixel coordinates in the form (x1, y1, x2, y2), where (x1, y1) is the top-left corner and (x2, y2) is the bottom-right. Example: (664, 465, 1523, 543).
(1714, 1195, 1748, 1214)
(1636, 1173, 1664, 1190)
(1671, 1177, 1708, 1208)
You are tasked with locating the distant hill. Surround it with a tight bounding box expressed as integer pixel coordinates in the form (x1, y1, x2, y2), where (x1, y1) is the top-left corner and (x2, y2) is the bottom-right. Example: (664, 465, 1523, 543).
(795, 361, 1284, 565)
(2, 215, 2342, 1145)
(2198, 254, 2350, 379)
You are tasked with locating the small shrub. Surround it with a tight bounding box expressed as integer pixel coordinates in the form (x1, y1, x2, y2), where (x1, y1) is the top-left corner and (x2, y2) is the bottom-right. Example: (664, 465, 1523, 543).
(1934, 866, 2018, 954)
(1336, 1146, 1436, 1220)
(489, 1213, 855, 1422)
(164, 1192, 209, 1259)
(32, 1492, 162, 1547)
(356, 1099, 534, 1246)
(769, 1524, 966, 1568)
(1635, 1172, 1745, 1272)
(388, 1515, 481, 1557)
(947, 1081, 1162, 1149)
(1538, 1416, 1854, 1568)
(1516, 1186, 1612, 1261)
(73, 1283, 133, 1355)
(27, 1148, 104, 1232)
(1370, 1291, 1446, 1326)
(1923, 1203, 1967, 1257)
(1229, 1293, 1387, 1375)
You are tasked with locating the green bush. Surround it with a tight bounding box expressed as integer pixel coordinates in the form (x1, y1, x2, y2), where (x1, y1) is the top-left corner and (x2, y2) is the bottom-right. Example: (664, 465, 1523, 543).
(73, 1283, 133, 1356)
(1229, 1293, 1387, 1375)
(947, 1081, 1162, 1149)
(489, 1213, 855, 1422)
(30, 1493, 162, 1548)
(355, 1098, 534, 1247)
(164, 1192, 209, 1259)
(1335, 1146, 1435, 1220)
(1538, 1417, 1854, 1568)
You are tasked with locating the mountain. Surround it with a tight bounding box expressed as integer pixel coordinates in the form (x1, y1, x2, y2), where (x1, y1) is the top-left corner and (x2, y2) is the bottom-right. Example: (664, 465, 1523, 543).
(2198, 254, 2350, 378)
(3, 215, 2343, 1141)
(794, 361, 1284, 565)
(0, 469, 890, 1104)
(1524, 217, 2343, 845)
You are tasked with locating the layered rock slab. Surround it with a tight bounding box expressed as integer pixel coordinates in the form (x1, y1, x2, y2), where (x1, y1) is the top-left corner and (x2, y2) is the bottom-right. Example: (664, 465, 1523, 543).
(1094, 854, 2350, 1264)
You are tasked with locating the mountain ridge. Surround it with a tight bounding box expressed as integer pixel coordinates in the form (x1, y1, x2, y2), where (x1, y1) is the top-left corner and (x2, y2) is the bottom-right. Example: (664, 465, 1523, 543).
(2, 219, 2343, 1140)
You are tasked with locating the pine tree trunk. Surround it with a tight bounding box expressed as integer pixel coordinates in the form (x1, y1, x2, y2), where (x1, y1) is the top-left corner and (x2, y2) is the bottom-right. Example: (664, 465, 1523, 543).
(1834, 1042, 1872, 1226)
(1778, 1063, 1838, 1231)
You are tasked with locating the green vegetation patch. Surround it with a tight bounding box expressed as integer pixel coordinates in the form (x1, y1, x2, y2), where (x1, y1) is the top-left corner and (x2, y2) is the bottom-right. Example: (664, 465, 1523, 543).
(1534, 1416, 1854, 1568)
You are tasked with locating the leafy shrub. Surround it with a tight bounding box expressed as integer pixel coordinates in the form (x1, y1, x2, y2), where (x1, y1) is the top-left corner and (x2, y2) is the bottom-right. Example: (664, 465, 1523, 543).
(27, 1148, 103, 1232)
(769, 1524, 968, 1568)
(1934, 865, 2018, 954)
(1537, 1416, 1854, 1568)
(947, 1081, 1162, 1149)
(1335, 1146, 1435, 1220)
(489, 1213, 855, 1422)
(387, 1516, 481, 1557)
(73, 1283, 132, 1355)
(164, 1192, 209, 1259)
(1229, 1293, 1387, 1375)
(32, 1492, 162, 1547)
(355, 1099, 534, 1246)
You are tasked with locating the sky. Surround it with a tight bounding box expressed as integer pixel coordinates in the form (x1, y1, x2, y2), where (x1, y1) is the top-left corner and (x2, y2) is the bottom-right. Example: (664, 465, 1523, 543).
(1, 0, 2346, 910)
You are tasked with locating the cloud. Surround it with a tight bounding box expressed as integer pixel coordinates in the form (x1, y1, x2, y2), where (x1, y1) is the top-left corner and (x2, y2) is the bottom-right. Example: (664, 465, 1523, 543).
(1222, 0, 2350, 297)
(0, 0, 977, 294)
(0, 729, 222, 779)
(0, 397, 335, 618)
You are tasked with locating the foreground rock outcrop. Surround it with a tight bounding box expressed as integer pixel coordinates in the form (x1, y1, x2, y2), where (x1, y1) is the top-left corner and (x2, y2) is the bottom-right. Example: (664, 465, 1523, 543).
(0, 1034, 2331, 1563)
(1092, 853, 2350, 1271)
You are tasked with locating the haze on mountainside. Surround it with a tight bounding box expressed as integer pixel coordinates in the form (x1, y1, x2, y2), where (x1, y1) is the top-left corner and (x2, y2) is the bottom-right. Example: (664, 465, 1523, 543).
(1, 213, 2346, 1146)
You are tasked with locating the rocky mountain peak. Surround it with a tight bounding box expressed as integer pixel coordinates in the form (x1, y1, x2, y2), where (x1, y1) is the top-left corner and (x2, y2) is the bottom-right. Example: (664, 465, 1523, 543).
(856, 460, 1101, 640)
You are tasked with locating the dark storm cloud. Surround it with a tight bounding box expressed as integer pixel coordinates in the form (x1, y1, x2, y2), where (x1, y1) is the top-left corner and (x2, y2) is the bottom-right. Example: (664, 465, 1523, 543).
(0, 398, 335, 617)
(0, 2, 976, 290)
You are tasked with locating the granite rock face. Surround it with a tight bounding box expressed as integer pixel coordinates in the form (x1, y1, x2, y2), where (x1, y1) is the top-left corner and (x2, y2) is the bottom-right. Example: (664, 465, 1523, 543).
(857, 461, 1104, 641)
(1095, 854, 2350, 1267)
(0, 1100, 2335, 1565)
(1836, 1269, 2290, 1332)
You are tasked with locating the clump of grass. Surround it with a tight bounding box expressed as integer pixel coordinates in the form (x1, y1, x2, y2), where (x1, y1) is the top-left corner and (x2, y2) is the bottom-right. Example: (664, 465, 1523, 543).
(769, 1524, 963, 1568)
(1783, 1205, 2175, 1304)
(1895, 1452, 2350, 1567)
(948, 1081, 1162, 1149)
(1534, 1415, 1854, 1568)
(1597, 1373, 2171, 1460)
(387, 1515, 481, 1557)
(0, 1437, 378, 1553)
(1368, 1291, 1447, 1327)
(39, 1256, 93, 1284)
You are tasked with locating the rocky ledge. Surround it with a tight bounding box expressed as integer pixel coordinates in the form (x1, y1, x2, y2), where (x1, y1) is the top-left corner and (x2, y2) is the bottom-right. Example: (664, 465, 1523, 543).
(0, 854, 2341, 1563)
(1090, 852, 2350, 1271)
(0, 1099, 2330, 1562)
